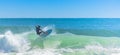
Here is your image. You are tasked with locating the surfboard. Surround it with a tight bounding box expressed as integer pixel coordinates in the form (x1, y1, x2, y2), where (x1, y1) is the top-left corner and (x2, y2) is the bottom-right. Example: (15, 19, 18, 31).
(40, 29, 52, 37)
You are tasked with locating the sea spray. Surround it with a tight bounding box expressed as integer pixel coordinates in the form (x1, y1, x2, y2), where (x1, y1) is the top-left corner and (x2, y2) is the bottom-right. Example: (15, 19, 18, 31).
(0, 30, 30, 52)
(42, 25, 56, 36)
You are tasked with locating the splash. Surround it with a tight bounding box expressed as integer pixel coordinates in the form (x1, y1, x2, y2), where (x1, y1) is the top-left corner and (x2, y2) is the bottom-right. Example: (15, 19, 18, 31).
(0, 30, 30, 52)
(42, 25, 56, 35)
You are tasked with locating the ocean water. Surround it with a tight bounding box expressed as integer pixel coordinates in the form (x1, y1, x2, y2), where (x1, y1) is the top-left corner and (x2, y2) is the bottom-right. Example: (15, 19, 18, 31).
(0, 18, 120, 55)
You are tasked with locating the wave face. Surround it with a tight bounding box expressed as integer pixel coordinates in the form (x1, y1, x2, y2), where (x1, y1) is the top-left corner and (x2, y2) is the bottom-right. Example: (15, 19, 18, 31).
(0, 25, 120, 55)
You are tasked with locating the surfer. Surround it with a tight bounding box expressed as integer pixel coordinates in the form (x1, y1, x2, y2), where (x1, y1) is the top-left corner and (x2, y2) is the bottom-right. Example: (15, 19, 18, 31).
(35, 25, 46, 35)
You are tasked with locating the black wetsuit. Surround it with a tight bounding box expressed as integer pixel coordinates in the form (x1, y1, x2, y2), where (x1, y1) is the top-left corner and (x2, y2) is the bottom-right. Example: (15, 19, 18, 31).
(36, 26, 42, 35)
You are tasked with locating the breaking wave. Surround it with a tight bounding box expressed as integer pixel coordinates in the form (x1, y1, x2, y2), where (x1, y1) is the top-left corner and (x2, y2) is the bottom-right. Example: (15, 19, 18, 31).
(0, 25, 120, 55)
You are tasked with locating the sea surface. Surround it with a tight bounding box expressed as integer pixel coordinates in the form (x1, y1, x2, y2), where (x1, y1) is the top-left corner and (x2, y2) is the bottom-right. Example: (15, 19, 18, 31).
(0, 18, 120, 55)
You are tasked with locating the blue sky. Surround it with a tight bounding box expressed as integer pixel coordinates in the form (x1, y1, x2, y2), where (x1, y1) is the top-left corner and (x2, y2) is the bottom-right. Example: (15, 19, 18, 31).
(0, 0, 120, 18)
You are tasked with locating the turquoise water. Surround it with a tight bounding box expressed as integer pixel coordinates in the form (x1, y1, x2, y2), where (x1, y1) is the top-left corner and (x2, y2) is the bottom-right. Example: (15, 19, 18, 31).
(0, 18, 120, 55)
(1, 18, 120, 36)
(0, 18, 120, 29)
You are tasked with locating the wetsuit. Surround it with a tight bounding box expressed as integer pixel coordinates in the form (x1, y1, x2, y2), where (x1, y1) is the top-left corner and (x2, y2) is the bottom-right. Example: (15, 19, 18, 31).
(36, 26, 43, 35)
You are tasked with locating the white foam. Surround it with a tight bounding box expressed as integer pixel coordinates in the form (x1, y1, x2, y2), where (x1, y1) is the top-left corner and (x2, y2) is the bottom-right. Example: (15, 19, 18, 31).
(0, 30, 30, 52)
(0, 49, 62, 55)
